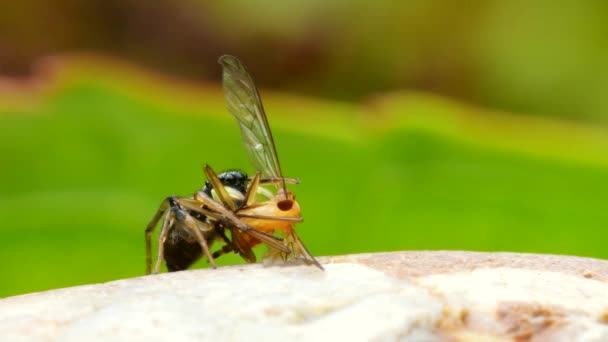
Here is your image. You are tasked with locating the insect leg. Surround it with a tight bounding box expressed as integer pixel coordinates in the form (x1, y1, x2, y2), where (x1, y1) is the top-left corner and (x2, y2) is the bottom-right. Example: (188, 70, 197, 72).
(145, 197, 171, 274)
(263, 229, 323, 270)
(236, 214, 322, 269)
(288, 230, 324, 270)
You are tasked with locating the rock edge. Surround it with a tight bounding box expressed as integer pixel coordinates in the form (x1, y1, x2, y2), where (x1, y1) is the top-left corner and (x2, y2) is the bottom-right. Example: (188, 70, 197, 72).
(1, 251, 607, 341)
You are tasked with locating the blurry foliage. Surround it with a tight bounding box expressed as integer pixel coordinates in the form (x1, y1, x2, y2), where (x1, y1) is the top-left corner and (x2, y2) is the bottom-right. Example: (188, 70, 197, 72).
(1, 1, 608, 122)
(0, 60, 607, 297)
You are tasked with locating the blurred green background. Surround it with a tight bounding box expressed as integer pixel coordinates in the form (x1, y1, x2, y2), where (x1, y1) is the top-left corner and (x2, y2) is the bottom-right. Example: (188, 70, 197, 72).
(1, 1, 608, 297)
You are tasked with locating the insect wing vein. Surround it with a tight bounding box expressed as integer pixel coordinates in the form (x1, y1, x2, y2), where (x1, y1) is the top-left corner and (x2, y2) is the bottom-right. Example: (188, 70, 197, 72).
(219, 55, 283, 180)
(238, 121, 277, 178)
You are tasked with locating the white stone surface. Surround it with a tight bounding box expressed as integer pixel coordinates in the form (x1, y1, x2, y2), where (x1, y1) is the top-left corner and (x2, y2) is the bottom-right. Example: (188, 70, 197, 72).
(1, 251, 608, 341)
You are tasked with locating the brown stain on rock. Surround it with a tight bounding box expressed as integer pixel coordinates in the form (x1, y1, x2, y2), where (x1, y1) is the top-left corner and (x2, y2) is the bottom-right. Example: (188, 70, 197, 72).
(435, 307, 469, 332)
(496, 302, 566, 342)
(434, 307, 471, 341)
(434, 302, 568, 342)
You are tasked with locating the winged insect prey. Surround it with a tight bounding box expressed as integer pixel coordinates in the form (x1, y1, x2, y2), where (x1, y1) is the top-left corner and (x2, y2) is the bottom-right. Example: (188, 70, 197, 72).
(144, 170, 289, 274)
(217, 55, 324, 270)
(144, 54, 323, 274)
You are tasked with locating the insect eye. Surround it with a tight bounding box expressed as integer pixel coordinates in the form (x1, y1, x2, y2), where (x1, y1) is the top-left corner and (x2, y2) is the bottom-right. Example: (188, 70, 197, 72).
(277, 199, 293, 211)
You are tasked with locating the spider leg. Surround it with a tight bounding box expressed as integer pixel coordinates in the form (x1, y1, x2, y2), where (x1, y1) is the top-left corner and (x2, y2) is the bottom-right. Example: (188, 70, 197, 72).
(181, 194, 289, 254)
(258, 177, 300, 185)
(237, 213, 303, 222)
(202, 165, 290, 258)
(147, 196, 221, 274)
(212, 244, 234, 260)
(212, 228, 235, 259)
(145, 197, 171, 274)
(244, 170, 261, 206)
(172, 204, 218, 269)
(153, 210, 173, 274)
(203, 164, 237, 210)
(210, 226, 256, 263)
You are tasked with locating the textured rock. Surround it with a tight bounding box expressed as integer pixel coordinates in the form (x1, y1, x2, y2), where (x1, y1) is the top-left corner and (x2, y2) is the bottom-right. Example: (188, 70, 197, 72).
(1, 251, 608, 341)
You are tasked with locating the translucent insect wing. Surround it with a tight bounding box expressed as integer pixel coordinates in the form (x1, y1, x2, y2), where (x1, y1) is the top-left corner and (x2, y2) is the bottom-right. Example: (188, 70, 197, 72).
(218, 55, 283, 179)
